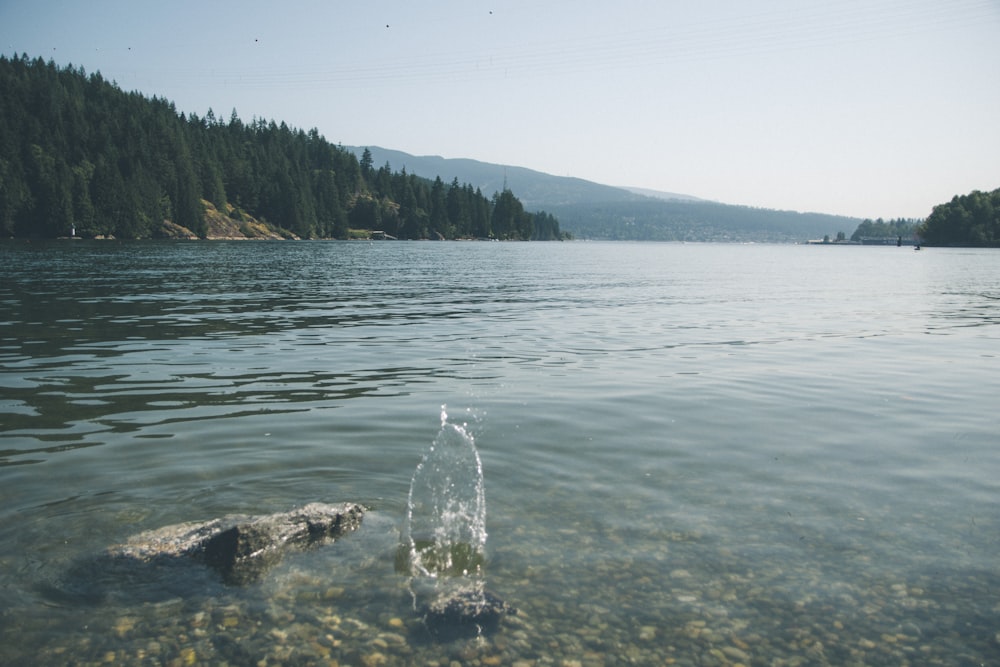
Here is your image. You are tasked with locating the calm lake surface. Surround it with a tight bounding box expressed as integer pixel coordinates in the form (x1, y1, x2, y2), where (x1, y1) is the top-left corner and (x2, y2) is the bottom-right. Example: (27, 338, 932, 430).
(1, 240, 997, 666)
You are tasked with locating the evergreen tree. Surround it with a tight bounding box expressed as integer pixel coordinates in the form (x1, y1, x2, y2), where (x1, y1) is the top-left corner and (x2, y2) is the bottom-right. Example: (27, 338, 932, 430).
(429, 176, 448, 238)
(348, 194, 381, 230)
(0, 54, 554, 241)
(445, 178, 467, 235)
(359, 147, 374, 183)
(491, 188, 524, 240)
(471, 187, 491, 238)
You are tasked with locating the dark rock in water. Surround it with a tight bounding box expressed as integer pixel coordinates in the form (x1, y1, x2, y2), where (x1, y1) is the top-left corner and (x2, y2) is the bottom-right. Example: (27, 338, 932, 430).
(107, 502, 364, 585)
(420, 587, 516, 639)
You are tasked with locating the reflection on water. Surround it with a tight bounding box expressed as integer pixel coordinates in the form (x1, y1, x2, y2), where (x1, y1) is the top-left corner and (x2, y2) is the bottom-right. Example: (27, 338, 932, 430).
(1, 240, 999, 665)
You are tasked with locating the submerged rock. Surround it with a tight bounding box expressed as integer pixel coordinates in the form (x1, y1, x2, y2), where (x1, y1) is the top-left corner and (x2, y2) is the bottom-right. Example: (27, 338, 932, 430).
(108, 502, 364, 584)
(420, 586, 516, 639)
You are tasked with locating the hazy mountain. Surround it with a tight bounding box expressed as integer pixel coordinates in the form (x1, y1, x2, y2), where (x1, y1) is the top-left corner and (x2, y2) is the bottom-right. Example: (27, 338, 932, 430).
(621, 186, 707, 203)
(346, 146, 861, 242)
(345, 146, 648, 208)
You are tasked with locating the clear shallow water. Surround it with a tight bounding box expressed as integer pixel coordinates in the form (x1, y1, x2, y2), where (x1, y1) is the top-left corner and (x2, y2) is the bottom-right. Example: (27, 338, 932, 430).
(1, 240, 998, 666)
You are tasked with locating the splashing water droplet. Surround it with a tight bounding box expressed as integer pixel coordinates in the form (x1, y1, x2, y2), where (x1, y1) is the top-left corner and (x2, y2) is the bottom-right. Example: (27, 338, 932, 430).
(400, 407, 515, 637)
(403, 405, 487, 580)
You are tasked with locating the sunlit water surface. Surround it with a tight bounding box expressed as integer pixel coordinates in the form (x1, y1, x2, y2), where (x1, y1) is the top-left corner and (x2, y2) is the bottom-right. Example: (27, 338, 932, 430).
(1, 240, 997, 666)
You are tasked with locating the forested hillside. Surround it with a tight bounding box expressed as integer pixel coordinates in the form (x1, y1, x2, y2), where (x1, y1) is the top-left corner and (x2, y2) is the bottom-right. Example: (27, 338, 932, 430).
(346, 145, 655, 209)
(0, 54, 562, 240)
(348, 146, 863, 242)
(918, 188, 1000, 247)
(544, 199, 861, 243)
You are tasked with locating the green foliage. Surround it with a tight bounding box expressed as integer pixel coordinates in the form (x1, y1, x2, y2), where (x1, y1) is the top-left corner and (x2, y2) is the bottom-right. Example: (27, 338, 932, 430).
(919, 188, 1000, 247)
(491, 188, 526, 240)
(849, 218, 919, 243)
(0, 54, 558, 241)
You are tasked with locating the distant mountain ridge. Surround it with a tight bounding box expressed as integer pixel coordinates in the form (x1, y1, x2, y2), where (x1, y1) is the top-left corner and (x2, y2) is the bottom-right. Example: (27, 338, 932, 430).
(350, 146, 705, 207)
(346, 146, 861, 242)
(345, 146, 651, 208)
(621, 186, 706, 203)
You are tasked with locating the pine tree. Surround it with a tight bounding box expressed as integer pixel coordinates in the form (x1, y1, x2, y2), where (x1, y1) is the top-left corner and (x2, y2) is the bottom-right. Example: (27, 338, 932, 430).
(0, 55, 554, 240)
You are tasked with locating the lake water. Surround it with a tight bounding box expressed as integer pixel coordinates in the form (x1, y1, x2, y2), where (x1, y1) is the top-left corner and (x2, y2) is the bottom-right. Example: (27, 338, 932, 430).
(1, 240, 997, 666)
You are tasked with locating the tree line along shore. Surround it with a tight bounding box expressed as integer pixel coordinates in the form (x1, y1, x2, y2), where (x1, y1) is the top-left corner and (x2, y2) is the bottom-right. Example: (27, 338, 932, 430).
(2, 54, 995, 246)
(0, 54, 565, 241)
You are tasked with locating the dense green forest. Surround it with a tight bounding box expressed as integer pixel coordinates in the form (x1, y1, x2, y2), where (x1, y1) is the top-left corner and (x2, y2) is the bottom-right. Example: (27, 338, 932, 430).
(918, 188, 1000, 247)
(0, 54, 563, 240)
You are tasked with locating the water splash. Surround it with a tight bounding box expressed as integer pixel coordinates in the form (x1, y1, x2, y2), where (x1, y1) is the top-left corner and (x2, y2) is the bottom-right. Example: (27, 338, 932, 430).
(399, 406, 508, 638)
(402, 406, 487, 581)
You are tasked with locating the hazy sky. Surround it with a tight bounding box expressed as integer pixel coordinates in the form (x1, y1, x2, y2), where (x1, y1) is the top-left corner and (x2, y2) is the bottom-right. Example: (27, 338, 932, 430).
(3, 0, 998, 219)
